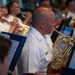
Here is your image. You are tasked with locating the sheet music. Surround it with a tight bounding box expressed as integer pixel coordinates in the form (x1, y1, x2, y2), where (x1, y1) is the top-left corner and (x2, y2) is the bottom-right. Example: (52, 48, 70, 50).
(0, 32, 27, 72)
(69, 49, 75, 69)
(8, 39, 19, 67)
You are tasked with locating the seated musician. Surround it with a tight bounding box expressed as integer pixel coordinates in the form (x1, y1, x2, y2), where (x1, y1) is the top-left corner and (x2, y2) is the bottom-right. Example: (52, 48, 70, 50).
(65, 0, 75, 27)
(0, 6, 18, 33)
(17, 7, 62, 75)
(6, 1, 29, 35)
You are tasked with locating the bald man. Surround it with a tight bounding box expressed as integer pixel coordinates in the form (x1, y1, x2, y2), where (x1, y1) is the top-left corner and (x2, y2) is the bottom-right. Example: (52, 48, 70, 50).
(17, 7, 55, 75)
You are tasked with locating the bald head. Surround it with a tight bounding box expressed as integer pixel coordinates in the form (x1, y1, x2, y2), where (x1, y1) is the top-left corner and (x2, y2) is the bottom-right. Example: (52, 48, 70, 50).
(32, 7, 55, 35)
(32, 7, 54, 26)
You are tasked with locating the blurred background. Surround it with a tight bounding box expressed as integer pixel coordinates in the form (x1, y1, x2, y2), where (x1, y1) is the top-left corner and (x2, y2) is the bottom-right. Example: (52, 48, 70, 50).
(0, 0, 75, 12)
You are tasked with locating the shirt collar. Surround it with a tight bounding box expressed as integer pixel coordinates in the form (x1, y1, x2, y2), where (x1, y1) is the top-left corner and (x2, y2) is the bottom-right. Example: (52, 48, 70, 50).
(29, 26, 45, 43)
(9, 15, 14, 19)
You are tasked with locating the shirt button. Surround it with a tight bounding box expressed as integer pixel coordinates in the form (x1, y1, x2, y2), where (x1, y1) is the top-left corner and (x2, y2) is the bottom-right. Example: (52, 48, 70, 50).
(40, 39, 42, 42)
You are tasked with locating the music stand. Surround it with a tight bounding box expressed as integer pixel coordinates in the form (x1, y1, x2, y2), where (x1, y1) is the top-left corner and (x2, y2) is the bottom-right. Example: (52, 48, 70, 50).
(1, 32, 27, 75)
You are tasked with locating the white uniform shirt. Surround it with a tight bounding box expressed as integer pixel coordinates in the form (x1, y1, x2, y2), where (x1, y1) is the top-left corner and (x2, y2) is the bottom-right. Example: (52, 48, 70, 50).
(0, 21, 10, 32)
(8, 15, 22, 23)
(17, 26, 53, 75)
(66, 11, 75, 24)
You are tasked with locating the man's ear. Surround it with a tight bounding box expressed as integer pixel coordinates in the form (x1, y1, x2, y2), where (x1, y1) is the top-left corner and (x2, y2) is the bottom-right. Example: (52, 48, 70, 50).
(10, 7, 13, 11)
(42, 21, 46, 28)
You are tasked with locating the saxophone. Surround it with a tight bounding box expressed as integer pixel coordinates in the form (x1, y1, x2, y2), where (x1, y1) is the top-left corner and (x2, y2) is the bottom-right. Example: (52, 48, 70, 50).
(51, 28, 74, 70)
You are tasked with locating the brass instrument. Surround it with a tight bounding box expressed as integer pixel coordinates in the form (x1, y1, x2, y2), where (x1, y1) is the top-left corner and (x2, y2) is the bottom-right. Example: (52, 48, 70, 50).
(50, 28, 74, 70)
(2, 17, 30, 35)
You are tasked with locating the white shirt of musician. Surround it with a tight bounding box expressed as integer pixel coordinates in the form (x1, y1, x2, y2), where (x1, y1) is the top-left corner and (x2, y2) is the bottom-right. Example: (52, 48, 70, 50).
(17, 26, 53, 75)
(0, 21, 10, 32)
(66, 11, 75, 24)
(8, 15, 22, 23)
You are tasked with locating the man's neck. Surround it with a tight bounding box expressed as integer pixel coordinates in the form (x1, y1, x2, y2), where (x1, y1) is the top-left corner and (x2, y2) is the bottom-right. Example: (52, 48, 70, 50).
(10, 13, 17, 17)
